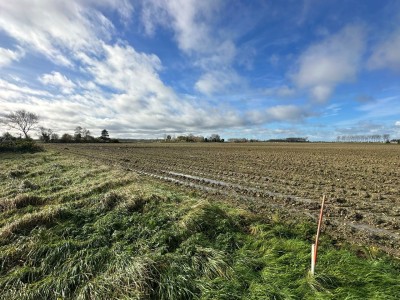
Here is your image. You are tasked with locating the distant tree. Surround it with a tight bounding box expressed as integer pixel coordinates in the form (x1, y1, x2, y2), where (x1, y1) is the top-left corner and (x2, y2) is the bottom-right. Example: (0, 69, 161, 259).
(1, 132, 17, 142)
(39, 127, 53, 143)
(1, 110, 39, 139)
(100, 129, 110, 141)
(166, 135, 172, 141)
(176, 135, 186, 142)
(83, 134, 95, 142)
(82, 128, 91, 140)
(50, 133, 59, 142)
(383, 134, 390, 142)
(194, 135, 205, 142)
(74, 126, 83, 142)
(187, 134, 195, 142)
(74, 126, 93, 142)
(60, 133, 73, 143)
(209, 134, 221, 142)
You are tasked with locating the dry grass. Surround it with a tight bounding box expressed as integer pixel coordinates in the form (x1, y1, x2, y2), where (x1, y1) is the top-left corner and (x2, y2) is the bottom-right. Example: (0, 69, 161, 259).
(0, 206, 65, 241)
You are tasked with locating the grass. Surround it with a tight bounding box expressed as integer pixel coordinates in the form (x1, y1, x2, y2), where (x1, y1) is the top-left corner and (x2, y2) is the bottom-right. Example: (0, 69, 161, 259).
(0, 151, 399, 299)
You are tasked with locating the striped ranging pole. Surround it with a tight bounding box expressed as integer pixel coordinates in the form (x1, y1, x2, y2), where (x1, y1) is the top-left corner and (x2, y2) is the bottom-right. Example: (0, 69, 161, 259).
(311, 194, 326, 275)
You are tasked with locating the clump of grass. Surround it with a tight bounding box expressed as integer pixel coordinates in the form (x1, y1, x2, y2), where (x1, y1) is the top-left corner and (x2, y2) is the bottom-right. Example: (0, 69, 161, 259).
(0, 206, 66, 242)
(75, 254, 157, 300)
(18, 180, 38, 192)
(100, 191, 123, 210)
(8, 169, 28, 179)
(0, 194, 43, 212)
(13, 194, 43, 208)
(118, 196, 148, 213)
(179, 201, 236, 236)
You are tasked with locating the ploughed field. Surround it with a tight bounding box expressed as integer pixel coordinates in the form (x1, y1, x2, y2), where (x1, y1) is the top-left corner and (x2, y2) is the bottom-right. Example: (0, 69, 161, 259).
(47, 142, 400, 256)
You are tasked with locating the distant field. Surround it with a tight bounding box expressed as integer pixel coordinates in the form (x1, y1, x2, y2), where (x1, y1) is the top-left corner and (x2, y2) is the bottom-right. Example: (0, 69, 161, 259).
(47, 142, 400, 256)
(1, 147, 400, 299)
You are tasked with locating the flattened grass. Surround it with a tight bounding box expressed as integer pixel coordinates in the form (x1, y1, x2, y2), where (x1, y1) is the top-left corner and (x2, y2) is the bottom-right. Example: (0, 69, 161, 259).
(0, 151, 399, 299)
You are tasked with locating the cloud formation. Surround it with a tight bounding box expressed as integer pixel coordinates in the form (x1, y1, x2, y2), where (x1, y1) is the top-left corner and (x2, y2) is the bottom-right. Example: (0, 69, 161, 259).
(368, 29, 400, 71)
(245, 105, 312, 125)
(0, 0, 131, 66)
(142, 0, 220, 54)
(39, 72, 76, 94)
(292, 25, 365, 102)
(0, 47, 24, 67)
(141, 0, 244, 95)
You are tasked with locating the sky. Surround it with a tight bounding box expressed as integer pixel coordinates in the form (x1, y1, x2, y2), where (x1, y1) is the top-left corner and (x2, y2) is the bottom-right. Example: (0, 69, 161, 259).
(0, 0, 399, 141)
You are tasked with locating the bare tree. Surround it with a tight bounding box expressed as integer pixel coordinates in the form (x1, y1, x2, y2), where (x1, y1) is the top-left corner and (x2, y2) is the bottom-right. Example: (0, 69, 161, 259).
(82, 128, 91, 140)
(209, 134, 221, 142)
(38, 127, 53, 143)
(50, 133, 59, 142)
(383, 134, 390, 142)
(1, 110, 39, 139)
(74, 126, 83, 141)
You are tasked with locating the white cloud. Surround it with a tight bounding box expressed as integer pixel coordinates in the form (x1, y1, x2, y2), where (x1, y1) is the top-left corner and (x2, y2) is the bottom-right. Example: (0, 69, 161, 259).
(195, 40, 237, 69)
(39, 71, 76, 94)
(0, 47, 24, 67)
(195, 69, 242, 95)
(395, 121, 400, 127)
(368, 29, 400, 71)
(265, 105, 311, 122)
(245, 105, 312, 125)
(83, 43, 162, 92)
(292, 25, 365, 102)
(71, 43, 246, 131)
(143, 0, 219, 54)
(263, 85, 296, 98)
(0, 78, 50, 98)
(323, 103, 341, 117)
(309, 85, 332, 102)
(141, 0, 243, 95)
(0, 0, 132, 66)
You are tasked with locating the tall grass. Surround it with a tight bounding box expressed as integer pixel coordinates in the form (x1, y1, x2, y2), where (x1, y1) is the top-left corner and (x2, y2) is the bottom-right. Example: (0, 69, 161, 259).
(0, 151, 399, 299)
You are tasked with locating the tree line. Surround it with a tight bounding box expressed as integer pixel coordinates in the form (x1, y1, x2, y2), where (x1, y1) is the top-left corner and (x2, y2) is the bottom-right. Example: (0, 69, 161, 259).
(38, 127, 118, 143)
(165, 134, 224, 143)
(0, 110, 117, 144)
(336, 134, 390, 143)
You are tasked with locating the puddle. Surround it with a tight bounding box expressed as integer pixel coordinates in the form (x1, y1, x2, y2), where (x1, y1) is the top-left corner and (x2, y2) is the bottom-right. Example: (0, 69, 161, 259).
(164, 170, 313, 203)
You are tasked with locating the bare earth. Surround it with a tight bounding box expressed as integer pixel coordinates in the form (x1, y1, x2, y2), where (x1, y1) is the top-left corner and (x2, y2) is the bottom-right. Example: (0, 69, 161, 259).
(47, 142, 400, 257)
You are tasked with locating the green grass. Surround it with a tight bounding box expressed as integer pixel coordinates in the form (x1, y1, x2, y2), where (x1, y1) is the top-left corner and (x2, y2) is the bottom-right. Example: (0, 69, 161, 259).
(0, 151, 399, 299)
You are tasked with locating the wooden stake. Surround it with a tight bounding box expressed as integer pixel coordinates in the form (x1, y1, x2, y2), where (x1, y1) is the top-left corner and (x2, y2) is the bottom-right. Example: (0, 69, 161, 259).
(311, 195, 326, 275)
(314, 195, 326, 264)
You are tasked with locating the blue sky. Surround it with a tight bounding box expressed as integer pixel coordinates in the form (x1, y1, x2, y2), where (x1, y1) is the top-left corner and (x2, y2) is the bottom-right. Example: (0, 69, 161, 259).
(0, 0, 399, 140)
